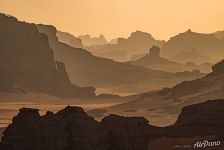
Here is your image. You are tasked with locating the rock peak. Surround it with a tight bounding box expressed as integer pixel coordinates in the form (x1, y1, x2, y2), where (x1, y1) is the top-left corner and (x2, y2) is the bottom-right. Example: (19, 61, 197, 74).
(149, 45, 160, 58)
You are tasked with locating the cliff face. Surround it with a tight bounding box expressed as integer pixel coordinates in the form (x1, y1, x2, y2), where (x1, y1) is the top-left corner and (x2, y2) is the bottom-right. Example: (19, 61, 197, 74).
(0, 14, 95, 98)
(1, 99, 224, 150)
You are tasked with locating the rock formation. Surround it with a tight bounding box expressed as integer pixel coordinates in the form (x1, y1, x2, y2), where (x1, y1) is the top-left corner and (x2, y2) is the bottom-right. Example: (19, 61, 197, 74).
(36, 24, 206, 94)
(79, 34, 108, 47)
(1, 106, 109, 150)
(1, 99, 224, 150)
(101, 114, 151, 150)
(130, 46, 212, 73)
(0, 13, 95, 98)
(85, 31, 165, 61)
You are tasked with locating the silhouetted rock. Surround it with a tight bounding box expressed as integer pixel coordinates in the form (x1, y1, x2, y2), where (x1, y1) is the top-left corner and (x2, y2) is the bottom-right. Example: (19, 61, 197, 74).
(57, 30, 83, 48)
(0, 13, 95, 98)
(161, 99, 224, 137)
(1, 106, 109, 150)
(101, 114, 150, 150)
(148, 46, 160, 58)
(212, 60, 224, 74)
(2, 100, 224, 150)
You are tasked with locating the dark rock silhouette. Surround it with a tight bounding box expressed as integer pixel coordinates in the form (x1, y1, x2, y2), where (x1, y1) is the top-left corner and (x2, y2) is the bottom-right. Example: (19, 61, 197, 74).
(101, 114, 151, 150)
(0, 13, 95, 98)
(130, 46, 212, 73)
(1, 106, 109, 150)
(1, 99, 224, 150)
(57, 30, 83, 48)
(86, 31, 165, 61)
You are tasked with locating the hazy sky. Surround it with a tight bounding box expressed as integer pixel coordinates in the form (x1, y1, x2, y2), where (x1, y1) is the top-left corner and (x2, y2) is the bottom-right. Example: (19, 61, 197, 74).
(0, 0, 224, 40)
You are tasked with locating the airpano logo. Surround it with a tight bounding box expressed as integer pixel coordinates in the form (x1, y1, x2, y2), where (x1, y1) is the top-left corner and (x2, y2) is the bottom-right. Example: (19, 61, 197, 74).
(193, 140, 221, 149)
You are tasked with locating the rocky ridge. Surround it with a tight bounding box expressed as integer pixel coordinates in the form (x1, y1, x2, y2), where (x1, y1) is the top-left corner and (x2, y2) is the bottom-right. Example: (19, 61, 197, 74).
(1, 99, 224, 150)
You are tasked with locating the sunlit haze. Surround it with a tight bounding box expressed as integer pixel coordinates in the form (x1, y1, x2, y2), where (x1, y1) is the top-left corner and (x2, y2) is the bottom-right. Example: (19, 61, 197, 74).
(0, 0, 224, 40)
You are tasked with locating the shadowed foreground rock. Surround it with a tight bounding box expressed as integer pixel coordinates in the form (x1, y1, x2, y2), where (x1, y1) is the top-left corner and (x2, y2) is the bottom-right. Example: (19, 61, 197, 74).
(101, 114, 150, 150)
(1, 99, 224, 150)
(0, 106, 109, 150)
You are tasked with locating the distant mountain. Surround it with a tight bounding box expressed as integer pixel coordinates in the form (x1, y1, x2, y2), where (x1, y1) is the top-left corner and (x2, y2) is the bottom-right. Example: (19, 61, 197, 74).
(213, 30, 224, 39)
(110, 59, 224, 126)
(130, 46, 212, 73)
(79, 34, 108, 47)
(86, 31, 165, 61)
(37, 25, 205, 95)
(56, 30, 83, 48)
(0, 13, 95, 98)
(161, 29, 224, 64)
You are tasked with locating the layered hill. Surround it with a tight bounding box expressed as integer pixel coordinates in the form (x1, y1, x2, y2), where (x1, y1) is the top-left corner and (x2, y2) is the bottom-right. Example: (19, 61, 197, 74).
(37, 25, 205, 95)
(161, 29, 224, 64)
(0, 14, 95, 98)
(56, 30, 83, 48)
(130, 46, 212, 73)
(86, 31, 165, 61)
(109, 59, 224, 126)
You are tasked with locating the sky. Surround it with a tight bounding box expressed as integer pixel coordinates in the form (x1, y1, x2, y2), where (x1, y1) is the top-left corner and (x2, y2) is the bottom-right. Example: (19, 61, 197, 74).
(0, 0, 224, 41)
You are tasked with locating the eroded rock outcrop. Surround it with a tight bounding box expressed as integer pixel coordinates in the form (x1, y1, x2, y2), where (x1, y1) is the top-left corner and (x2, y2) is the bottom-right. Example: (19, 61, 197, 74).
(1, 106, 109, 150)
(1, 99, 224, 150)
(0, 13, 95, 98)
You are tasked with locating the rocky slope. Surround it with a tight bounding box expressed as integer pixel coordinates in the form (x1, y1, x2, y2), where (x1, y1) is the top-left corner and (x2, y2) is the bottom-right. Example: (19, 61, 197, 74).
(130, 46, 212, 73)
(161, 29, 224, 64)
(109, 59, 224, 126)
(86, 31, 165, 61)
(1, 99, 224, 150)
(0, 13, 95, 98)
(57, 30, 83, 48)
(36, 25, 205, 94)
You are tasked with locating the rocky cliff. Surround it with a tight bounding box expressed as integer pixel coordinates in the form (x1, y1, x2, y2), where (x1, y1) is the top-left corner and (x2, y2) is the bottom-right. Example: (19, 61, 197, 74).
(0, 13, 95, 98)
